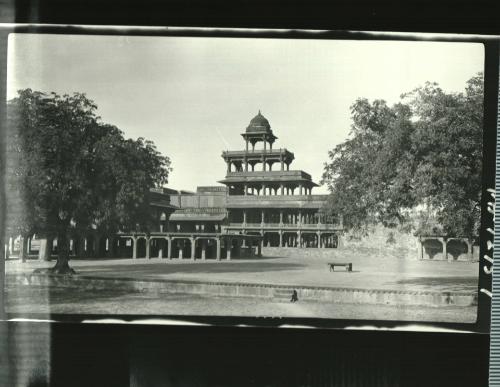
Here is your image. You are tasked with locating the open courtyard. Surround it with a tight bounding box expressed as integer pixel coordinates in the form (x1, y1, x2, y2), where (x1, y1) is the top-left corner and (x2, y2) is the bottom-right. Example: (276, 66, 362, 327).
(5, 247, 479, 323)
(5, 247, 479, 292)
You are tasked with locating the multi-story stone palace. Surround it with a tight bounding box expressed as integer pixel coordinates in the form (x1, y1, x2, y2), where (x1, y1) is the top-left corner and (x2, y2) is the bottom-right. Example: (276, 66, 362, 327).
(167, 111, 343, 249)
(6, 112, 343, 261)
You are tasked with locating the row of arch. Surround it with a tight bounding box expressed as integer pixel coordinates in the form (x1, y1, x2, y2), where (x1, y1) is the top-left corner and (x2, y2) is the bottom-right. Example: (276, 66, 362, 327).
(227, 158, 292, 173)
(418, 237, 476, 261)
(228, 183, 314, 196)
(126, 235, 263, 260)
(251, 231, 340, 248)
(4, 234, 123, 261)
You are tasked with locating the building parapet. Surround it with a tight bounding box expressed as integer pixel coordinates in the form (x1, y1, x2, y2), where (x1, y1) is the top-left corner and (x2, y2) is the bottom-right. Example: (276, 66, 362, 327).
(225, 170, 312, 180)
(196, 186, 228, 193)
(174, 207, 227, 214)
(226, 194, 329, 209)
(227, 222, 342, 231)
(222, 148, 294, 158)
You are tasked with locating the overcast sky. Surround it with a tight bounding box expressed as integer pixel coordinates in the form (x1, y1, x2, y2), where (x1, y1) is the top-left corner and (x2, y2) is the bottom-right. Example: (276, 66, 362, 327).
(7, 34, 484, 193)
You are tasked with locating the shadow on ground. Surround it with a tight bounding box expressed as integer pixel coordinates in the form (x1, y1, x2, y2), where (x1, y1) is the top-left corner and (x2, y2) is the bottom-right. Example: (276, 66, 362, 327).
(70, 261, 306, 277)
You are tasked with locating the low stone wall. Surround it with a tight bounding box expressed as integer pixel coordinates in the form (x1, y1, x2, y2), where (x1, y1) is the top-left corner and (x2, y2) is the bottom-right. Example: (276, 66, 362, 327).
(7, 274, 477, 308)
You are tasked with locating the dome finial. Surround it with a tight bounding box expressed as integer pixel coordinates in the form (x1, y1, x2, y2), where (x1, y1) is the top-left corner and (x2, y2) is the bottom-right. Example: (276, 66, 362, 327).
(258, 109, 261, 115)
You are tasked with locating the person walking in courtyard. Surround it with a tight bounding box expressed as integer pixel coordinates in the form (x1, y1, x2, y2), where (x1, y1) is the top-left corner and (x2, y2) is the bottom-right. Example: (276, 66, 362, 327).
(290, 289, 298, 303)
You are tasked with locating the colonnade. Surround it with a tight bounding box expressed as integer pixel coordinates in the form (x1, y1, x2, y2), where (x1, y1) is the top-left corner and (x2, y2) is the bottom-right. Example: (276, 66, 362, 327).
(233, 183, 313, 196)
(229, 209, 333, 226)
(261, 231, 340, 248)
(126, 234, 263, 261)
(417, 236, 475, 261)
(4, 233, 129, 261)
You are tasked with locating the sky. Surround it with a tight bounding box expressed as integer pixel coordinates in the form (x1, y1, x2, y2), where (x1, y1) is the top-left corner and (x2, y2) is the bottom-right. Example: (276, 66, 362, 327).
(7, 34, 484, 193)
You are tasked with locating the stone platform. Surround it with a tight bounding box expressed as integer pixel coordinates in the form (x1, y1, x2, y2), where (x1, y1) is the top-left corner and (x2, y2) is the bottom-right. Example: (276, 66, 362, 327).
(6, 271, 477, 308)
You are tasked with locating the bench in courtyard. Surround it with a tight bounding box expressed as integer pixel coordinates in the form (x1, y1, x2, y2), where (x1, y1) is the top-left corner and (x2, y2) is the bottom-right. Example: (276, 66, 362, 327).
(327, 262, 353, 272)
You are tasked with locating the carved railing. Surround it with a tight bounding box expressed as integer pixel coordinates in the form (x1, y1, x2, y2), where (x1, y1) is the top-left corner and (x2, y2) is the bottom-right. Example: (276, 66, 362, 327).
(227, 223, 341, 230)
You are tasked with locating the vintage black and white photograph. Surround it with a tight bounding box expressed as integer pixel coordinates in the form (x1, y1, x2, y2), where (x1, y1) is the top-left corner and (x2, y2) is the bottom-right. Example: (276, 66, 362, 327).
(3, 33, 485, 324)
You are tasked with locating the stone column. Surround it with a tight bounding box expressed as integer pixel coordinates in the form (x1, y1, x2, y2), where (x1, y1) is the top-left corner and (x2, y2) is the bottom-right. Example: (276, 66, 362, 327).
(244, 158, 248, 172)
(106, 237, 115, 258)
(281, 156, 284, 171)
(263, 135, 266, 151)
(261, 210, 265, 225)
(279, 210, 283, 225)
(262, 183, 267, 195)
(337, 234, 344, 249)
(167, 237, 172, 259)
(441, 238, 448, 261)
(77, 236, 87, 258)
(27, 236, 32, 256)
(191, 238, 195, 260)
(262, 156, 266, 171)
(299, 184, 303, 195)
(244, 184, 248, 196)
(227, 161, 231, 174)
(280, 184, 284, 195)
(297, 232, 302, 248)
(258, 238, 263, 257)
(417, 237, 422, 260)
(246, 139, 249, 152)
(132, 237, 138, 259)
(38, 238, 53, 261)
(279, 231, 283, 247)
(468, 238, 474, 262)
(8, 237, 13, 256)
(201, 240, 206, 260)
(216, 238, 221, 260)
(158, 239, 163, 258)
(145, 237, 151, 259)
(243, 210, 247, 225)
(317, 232, 321, 248)
(227, 239, 232, 260)
(178, 240, 183, 259)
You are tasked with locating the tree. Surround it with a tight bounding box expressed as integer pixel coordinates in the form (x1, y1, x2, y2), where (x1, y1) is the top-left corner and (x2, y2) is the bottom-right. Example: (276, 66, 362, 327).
(322, 73, 483, 237)
(5, 89, 172, 273)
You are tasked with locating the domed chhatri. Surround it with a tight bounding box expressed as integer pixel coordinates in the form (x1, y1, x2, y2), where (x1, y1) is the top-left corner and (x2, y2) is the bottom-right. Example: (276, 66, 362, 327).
(246, 110, 271, 132)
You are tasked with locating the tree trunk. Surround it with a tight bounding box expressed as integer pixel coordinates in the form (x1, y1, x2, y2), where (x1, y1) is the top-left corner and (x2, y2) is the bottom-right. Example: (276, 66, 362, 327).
(50, 231, 75, 274)
(19, 236, 28, 263)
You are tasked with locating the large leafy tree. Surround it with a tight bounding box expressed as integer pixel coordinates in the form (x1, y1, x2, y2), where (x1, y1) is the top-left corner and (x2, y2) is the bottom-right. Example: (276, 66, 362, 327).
(322, 73, 483, 237)
(5, 89, 171, 273)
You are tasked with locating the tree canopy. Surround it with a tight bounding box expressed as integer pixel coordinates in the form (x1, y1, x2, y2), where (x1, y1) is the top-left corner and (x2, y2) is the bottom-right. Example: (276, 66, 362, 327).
(321, 73, 483, 237)
(5, 89, 172, 272)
